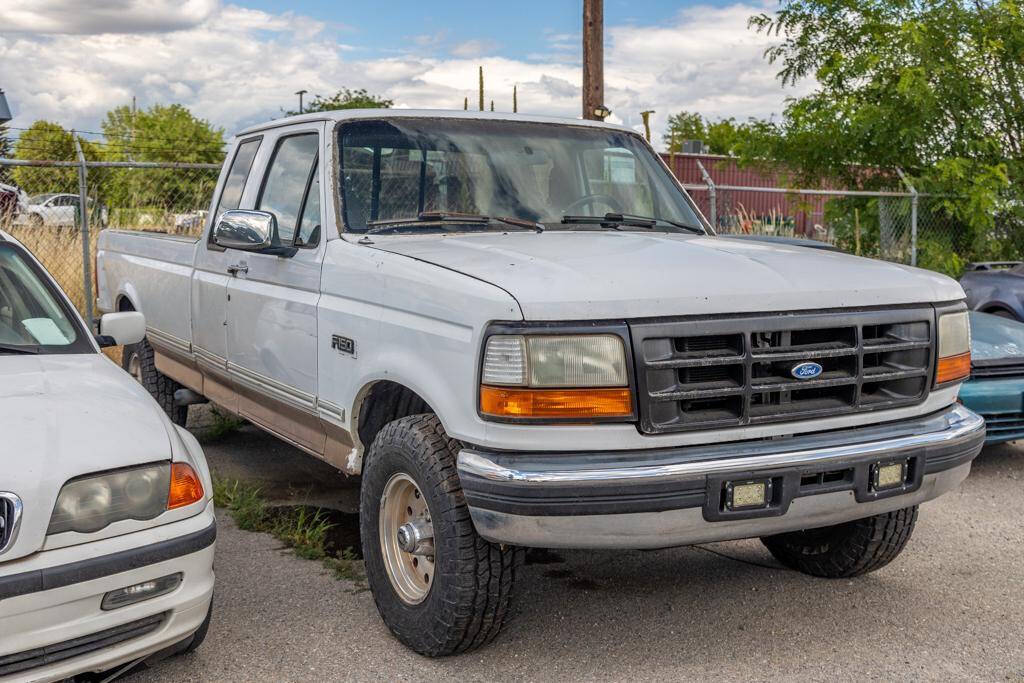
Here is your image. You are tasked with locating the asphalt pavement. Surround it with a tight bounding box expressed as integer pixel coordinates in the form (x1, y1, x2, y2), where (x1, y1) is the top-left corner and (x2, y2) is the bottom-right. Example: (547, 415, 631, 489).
(127, 416, 1024, 682)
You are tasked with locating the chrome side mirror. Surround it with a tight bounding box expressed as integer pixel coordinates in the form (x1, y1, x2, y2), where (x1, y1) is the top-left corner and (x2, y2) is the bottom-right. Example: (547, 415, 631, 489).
(213, 210, 276, 251)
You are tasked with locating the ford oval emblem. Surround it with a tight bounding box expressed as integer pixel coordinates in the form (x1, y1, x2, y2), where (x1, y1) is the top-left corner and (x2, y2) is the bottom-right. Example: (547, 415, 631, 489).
(791, 361, 823, 379)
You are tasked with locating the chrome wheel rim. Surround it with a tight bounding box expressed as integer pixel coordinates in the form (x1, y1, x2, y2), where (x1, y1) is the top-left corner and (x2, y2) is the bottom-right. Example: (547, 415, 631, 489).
(127, 351, 142, 383)
(379, 472, 434, 605)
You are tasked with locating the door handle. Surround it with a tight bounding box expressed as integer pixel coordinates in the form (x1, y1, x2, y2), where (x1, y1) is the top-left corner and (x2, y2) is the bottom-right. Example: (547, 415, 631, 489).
(227, 263, 248, 276)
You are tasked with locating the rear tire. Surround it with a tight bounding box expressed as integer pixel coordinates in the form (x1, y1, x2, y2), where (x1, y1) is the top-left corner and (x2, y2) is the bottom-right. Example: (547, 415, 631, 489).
(360, 414, 523, 656)
(760, 506, 918, 578)
(123, 337, 188, 427)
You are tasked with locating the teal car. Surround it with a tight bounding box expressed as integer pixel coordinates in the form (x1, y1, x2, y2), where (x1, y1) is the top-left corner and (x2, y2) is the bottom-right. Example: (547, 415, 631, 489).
(961, 311, 1024, 443)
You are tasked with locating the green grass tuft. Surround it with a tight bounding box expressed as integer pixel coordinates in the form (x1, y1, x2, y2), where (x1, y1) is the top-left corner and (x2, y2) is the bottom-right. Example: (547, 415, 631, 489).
(213, 477, 366, 589)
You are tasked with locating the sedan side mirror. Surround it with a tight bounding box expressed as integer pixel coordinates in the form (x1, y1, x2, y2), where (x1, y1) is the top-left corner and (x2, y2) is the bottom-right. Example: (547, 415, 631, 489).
(212, 210, 296, 257)
(97, 311, 145, 347)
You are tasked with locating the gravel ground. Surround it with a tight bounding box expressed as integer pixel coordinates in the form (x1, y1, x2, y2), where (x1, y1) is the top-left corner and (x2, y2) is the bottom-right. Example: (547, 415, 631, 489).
(127, 418, 1024, 682)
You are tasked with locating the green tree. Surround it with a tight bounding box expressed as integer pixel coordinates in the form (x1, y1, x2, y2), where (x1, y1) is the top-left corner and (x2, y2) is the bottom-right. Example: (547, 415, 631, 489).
(742, 0, 1024, 267)
(11, 121, 80, 193)
(662, 111, 753, 155)
(98, 104, 225, 215)
(284, 87, 393, 116)
(100, 103, 224, 163)
(0, 124, 13, 184)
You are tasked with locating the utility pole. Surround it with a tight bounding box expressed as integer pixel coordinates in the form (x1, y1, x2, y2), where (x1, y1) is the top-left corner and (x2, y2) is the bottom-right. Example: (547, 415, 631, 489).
(294, 89, 307, 114)
(640, 110, 655, 142)
(513, 85, 518, 113)
(582, 0, 607, 120)
(478, 66, 484, 112)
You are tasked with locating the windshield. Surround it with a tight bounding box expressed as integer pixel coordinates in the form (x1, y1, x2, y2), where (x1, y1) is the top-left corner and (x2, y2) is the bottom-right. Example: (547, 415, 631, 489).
(337, 118, 704, 233)
(27, 193, 57, 205)
(0, 243, 92, 354)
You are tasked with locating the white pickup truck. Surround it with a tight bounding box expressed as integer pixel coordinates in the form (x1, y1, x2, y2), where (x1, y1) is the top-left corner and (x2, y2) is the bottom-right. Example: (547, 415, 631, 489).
(97, 110, 985, 656)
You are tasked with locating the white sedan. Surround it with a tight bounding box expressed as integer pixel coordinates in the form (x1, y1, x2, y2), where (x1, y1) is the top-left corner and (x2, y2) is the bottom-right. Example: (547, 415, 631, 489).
(0, 230, 215, 681)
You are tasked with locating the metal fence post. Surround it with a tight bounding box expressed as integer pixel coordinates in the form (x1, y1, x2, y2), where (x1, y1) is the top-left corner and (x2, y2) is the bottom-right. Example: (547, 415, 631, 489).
(695, 158, 716, 231)
(897, 168, 918, 267)
(73, 134, 94, 325)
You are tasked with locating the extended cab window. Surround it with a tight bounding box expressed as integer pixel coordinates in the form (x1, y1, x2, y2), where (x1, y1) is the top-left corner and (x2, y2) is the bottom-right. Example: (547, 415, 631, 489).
(257, 133, 319, 246)
(214, 138, 261, 224)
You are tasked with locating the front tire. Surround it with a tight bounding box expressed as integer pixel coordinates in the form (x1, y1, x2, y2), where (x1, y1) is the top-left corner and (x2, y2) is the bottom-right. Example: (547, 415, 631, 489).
(122, 337, 188, 426)
(360, 414, 522, 656)
(760, 506, 918, 578)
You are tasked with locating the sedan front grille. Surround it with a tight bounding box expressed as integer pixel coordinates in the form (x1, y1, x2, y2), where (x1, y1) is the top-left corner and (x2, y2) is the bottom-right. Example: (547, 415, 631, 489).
(631, 307, 935, 433)
(0, 492, 22, 556)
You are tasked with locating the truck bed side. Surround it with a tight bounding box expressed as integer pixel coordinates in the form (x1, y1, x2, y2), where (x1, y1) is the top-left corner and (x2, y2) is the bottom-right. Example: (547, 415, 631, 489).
(96, 229, 198, 350)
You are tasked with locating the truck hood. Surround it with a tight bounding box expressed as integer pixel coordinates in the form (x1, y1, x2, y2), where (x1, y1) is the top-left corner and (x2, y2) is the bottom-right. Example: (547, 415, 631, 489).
(368, 232, 964, 319)
(0, 354, 173, 562)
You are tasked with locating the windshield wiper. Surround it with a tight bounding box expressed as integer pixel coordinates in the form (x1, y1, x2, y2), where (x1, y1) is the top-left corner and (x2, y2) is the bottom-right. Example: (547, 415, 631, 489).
(0, 342, 40, 355)
(561, 213, 704, 234)
(366, 212, 543, 235)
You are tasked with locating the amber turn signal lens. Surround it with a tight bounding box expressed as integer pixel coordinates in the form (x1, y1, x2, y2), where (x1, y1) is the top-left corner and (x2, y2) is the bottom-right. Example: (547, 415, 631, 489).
(168, 462, 204, 509)
(480, 385, 633, 419)
(936, 351, 971, 385)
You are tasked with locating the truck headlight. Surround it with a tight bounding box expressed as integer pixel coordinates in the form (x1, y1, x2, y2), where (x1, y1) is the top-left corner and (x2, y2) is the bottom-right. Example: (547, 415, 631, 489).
(48, 462, 204, 535)
(935, 311, 971, 385)
(480, 332, 633, 420)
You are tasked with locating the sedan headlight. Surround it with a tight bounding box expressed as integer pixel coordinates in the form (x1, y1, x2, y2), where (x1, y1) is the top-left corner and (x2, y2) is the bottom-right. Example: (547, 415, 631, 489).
(480, 332, 633, 420)
(935, 311, 971, 385)
(48, 462, 203, 535)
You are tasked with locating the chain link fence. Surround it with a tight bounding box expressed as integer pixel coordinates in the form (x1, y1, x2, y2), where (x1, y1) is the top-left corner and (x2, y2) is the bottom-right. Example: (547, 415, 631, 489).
(0, 157, 220, 321)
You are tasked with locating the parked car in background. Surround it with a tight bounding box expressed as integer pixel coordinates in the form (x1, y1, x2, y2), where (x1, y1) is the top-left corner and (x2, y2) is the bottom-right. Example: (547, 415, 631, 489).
(960, 310, 1024, 443)
(0, 230, 215, 680)
(98, 110, 983, 656)
(0, 183, 25, 225)
(960, 261, 1024, 321)
(12, 192, 108, 229)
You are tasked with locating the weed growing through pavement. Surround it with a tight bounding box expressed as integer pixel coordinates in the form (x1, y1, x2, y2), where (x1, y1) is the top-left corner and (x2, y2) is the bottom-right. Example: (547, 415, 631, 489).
(213, 478, 367, 590)
(200, 409, 245, 442)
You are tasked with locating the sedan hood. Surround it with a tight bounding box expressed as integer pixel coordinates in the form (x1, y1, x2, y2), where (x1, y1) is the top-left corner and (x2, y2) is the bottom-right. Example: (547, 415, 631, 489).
(368, 232, 964, 319)
(0, 354, 172, 562)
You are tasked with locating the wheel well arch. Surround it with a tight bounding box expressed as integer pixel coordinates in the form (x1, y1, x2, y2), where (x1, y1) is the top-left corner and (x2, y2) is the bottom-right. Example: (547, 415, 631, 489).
(981, 302, 1020, 319)
(354, 380, 436, 457)
(116, 295, 136, 312)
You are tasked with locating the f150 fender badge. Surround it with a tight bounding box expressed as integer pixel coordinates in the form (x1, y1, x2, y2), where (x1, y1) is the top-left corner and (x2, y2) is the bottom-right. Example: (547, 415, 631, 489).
(331, 334, 355, 356)
(791, 361, 823, 379)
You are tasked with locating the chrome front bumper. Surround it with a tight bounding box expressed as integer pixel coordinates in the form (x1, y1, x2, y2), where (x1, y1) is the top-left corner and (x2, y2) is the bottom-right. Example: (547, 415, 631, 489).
(457, 404, 985, 549)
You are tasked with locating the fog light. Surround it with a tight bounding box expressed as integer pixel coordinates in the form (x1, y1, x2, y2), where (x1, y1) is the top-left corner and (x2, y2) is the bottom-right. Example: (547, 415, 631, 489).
(872, 461, 907, 491)
(725, 479, 771, 510)
(101, 573, 182, 610)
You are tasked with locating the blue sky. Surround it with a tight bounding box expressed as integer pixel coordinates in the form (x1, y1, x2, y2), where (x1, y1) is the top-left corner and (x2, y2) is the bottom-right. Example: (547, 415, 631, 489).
(241, 0, 734, 61)
(0, 0, 797, 146)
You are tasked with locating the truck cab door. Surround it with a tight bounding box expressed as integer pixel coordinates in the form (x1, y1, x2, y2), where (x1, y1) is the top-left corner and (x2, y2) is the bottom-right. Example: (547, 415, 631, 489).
(224, 124, 326, 454)
(192, 135, 263, 413)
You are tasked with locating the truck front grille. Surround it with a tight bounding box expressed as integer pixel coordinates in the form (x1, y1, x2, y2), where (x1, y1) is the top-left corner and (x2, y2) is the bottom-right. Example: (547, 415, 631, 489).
(631, 307, 934, 433)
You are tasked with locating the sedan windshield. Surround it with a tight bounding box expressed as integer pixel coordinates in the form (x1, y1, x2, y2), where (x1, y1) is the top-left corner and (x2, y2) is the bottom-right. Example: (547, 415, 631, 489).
(0, 243, 91, 354)
(337, 118, 705, 234)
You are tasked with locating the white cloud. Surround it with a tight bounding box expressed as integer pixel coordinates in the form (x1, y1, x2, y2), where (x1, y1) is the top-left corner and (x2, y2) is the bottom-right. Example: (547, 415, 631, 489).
(0, 1, 802, 148)
(0, 0, 220, 34)
(450, 39, 500, 58)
